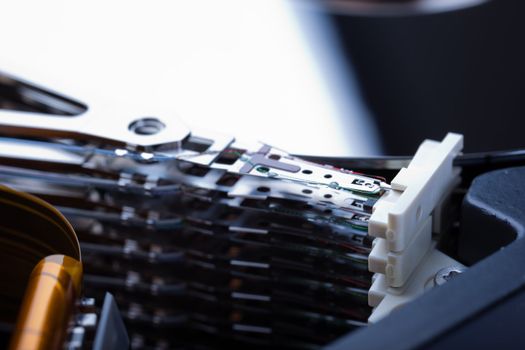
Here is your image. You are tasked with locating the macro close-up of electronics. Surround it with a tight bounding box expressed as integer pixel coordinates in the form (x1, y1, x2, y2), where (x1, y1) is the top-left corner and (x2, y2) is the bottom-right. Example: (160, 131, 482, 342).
(1, 0, 525, 349)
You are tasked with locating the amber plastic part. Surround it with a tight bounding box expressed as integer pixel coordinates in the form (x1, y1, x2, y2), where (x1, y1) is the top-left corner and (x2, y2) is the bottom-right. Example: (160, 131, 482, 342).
(9, 255, 83, 350)
(0, 185, 81, 326)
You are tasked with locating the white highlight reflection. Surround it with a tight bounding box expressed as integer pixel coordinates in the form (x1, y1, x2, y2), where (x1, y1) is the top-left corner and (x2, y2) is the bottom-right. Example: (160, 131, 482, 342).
(0, 0, 381, 156)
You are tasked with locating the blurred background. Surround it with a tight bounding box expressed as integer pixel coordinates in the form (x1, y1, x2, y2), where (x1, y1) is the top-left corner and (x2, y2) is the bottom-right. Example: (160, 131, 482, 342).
(0, 0, 523, 156)
(327, 0, 525, 155)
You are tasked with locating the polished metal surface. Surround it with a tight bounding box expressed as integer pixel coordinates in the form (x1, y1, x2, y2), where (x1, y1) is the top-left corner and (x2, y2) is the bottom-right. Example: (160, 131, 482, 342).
(0, 74, 386, 346)
(0, 0, 382, 157)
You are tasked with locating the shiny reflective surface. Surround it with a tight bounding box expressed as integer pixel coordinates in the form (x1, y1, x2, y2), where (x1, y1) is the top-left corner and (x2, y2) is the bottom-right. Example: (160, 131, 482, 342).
(0, 186, 81, 349)
(9, 255, 83, 350)
(0, 0, 380, 156)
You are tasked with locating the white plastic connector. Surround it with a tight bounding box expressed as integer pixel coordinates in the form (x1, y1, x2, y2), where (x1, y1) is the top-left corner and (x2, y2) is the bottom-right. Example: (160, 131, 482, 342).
(369, 133, 463, 253)
(368, 133, 464, 322)
(368, 247, 464, 323)
(369, 217, 432, 287)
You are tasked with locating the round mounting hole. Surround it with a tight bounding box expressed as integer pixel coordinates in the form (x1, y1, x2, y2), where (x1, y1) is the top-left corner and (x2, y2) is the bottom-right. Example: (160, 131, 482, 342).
(129, 117, 166, 135)
(257, 186, 270, 193)
(324, 194, 332, 199)
(302, 189, 313, 194)
(324, 174, 332, 179)
(268, 154, 281, 160)
(256, 166, 270, 174)
(302, 169, 313, 175)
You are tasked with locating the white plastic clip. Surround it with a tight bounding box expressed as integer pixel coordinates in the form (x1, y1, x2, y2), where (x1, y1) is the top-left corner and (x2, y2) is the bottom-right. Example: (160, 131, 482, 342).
(368, 133, 464, 322)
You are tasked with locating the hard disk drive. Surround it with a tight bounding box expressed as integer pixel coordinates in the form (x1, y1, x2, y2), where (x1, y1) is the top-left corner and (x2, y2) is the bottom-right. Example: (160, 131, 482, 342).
(2, 1, 525, 349)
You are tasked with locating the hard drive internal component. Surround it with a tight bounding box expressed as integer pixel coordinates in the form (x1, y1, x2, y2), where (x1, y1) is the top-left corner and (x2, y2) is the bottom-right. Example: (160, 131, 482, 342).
(0, 123, 383, 347)
(0, 185, 127, 350)
(0, 72, 466, 349)
(10, 255, 82, 350)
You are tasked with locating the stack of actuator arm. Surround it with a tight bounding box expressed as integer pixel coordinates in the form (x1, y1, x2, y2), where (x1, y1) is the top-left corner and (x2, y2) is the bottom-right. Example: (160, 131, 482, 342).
(0, 120, 388, 348)
(0, 72, 474, 349)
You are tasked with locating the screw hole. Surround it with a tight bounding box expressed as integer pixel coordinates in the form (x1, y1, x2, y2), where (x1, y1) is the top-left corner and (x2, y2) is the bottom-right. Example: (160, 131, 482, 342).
(324, 194, 332, 199)
(302, 189, 313, 194)
(302, 169, 313, 175)
(129, 117, 166, 135)
(257, 186, 270, 193)
(256, 166, 270, 174)
(324, 174, 332, 179)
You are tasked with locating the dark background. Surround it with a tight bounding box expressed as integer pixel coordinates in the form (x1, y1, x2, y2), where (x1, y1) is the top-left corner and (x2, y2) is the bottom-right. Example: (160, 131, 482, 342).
(328, 0, 525, 155)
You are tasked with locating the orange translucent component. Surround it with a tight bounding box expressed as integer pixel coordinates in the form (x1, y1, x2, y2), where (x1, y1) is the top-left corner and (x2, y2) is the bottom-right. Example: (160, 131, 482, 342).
(9, 255, 83, 350)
